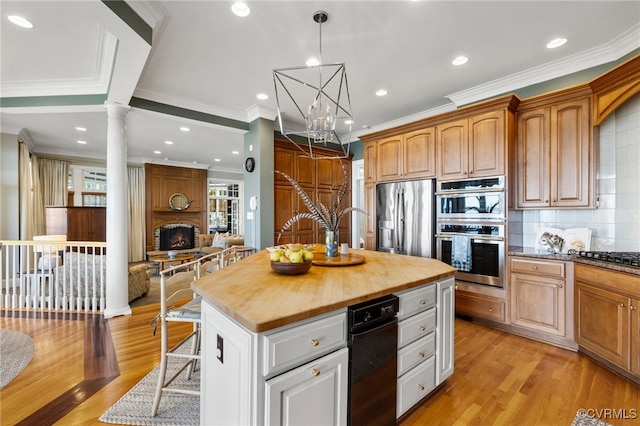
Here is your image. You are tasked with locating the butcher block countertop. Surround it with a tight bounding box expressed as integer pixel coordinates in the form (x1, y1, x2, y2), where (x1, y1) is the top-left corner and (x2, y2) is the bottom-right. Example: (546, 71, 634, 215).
(192, 248, 455, 333)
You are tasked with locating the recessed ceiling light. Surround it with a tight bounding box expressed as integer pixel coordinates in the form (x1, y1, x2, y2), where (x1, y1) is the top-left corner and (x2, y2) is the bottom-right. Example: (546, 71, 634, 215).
(376, 89, 388, 97)
(154, 150, 161, 154)
(306, 57, 320, 67)
(77, 140, 87, 145)
(256, 93, 269, 100)
(231, 2, 250, 17)
(232, 150, 240, 155)
(547, 37, 567, 49)
(362, 125, 370, 129)
(75, 126, 87, 132)
(165, 140, 174, 145)
(214, 158, 221, 162)
(180, 127, 190, 132)
(8, 15, 34, 29)
(345, 120, 353, 125)
(452, 56, 469, 66)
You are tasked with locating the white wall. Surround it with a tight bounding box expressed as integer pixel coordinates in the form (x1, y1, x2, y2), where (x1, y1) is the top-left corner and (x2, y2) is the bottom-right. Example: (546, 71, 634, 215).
(516, 93, 640, 251)
(0, 133, 19, 241)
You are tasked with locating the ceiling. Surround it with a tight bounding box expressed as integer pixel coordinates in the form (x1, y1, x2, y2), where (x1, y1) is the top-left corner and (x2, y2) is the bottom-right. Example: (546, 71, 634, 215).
(1, 1, 639, 174)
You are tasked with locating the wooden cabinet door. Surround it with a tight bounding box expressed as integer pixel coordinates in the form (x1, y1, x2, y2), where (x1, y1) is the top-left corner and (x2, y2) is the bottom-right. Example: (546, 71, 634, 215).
(437, 119, 468, 180)
(469, 111, 505, 177)
(275, 146, 297, 183)
(296, 154, 316, 187)
(364, 182, 376, 250)
(265, 348, 348, 426)
(274, 186, 296, 244)
(631, 298, 640, 376)
(575, 283, 630, 368)
(511, 272, 566, 336)
(516, 107, 551, 208)
(91, 208, 106, 242)
(316, 158, 334, 189)
(377, 135, 403, 181)
(363, 142, 377, 183)
(404, 128, 436, 179)
(550, 97, 591, 207)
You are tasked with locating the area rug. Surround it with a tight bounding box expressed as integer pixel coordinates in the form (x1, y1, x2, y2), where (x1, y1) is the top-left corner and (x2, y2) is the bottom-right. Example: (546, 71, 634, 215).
(570, 410, 613, 426)
(0, 328, 36, 389)
(99, 356, 199, 425)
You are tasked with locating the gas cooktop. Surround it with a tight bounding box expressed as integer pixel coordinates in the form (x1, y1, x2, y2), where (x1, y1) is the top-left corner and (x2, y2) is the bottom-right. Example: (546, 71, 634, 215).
(577, 251, 640, 267)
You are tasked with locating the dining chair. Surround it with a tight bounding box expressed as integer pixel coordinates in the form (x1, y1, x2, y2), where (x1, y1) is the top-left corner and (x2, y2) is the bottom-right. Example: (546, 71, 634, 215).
(151, 258, 202, 416)
(151, 251, 233, 416)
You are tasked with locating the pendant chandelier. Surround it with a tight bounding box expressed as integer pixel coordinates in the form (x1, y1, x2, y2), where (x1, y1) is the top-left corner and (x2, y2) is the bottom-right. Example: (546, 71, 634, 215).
(273, 10, 353, 159)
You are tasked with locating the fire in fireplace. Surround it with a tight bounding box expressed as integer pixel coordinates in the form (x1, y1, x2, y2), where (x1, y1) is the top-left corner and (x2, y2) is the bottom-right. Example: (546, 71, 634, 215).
(160, 225, 195, 250)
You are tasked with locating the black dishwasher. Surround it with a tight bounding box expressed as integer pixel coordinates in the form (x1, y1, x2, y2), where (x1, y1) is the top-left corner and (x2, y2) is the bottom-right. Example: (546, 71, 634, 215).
(348, 294, 399, 426)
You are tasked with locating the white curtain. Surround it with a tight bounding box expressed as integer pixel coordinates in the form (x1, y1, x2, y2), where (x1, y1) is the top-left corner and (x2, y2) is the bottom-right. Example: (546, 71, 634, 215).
(18, 142, 34, 240)
(38, 157, 69, 207)
(30, 155, 46, 236)
(127, 165, 146, 262)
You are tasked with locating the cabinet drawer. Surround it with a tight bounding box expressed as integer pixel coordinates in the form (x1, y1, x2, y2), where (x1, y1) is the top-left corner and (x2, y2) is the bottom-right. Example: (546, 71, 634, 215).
(396, 284, 436, 320)
(397, 332, 436, 377)
(456, 290, 505, 322)
(262, 312, 347, 376)
(510, 258, 565, 278)
(397, 355, 436, 418)
(398, 308, 436, 348)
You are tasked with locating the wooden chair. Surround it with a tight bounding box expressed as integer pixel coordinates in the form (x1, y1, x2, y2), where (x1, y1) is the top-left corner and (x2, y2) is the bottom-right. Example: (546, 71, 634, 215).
(151, 258, 202, 416)
(151, 251, 233, 416)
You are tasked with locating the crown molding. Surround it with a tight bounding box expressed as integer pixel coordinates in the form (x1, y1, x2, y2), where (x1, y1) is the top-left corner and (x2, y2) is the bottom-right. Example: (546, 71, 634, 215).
(247, 104, 278, 123)
(0, 27, 116, 98)
(350, 102, 456, 142)
(446, 24, 640, 107)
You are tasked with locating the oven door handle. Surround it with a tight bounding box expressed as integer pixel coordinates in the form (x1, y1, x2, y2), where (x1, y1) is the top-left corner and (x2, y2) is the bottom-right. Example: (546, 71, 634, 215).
(434, 187, 505, 196)
(435, 233, 505, 242)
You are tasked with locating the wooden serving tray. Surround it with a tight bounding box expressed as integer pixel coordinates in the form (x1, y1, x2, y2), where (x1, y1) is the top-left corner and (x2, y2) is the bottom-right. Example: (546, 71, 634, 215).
(312, 253, 365, 267)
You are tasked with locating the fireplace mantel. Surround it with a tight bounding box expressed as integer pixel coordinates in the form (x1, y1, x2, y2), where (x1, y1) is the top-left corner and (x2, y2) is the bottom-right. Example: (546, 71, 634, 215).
(145, 164, 207, 253)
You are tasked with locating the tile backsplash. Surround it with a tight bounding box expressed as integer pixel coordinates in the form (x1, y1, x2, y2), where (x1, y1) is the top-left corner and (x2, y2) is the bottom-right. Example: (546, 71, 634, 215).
(513, 92, 640, 252)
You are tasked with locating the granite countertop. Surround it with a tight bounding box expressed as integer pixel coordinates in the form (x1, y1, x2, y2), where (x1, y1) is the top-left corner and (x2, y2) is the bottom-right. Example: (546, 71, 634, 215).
(508, 246, 640, 276)
(192, 248, 456, 333)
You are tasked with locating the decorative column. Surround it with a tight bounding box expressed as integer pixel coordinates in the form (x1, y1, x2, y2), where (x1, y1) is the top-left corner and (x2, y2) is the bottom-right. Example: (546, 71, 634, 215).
(104, 102, 131, 318)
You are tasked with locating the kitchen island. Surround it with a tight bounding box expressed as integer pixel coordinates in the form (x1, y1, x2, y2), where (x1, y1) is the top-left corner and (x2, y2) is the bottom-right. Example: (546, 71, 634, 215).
(192, 248, 456, 425)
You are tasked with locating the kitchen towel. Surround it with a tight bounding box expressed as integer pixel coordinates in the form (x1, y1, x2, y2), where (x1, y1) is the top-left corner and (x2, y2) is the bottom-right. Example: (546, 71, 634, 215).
(452, 235, 472, 272)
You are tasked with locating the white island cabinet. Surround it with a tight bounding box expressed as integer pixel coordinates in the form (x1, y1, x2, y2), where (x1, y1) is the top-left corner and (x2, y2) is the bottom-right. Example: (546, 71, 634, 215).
(394, 276, 455, 418)
(201, 303, 348, 425)
(192, 248, 456, 425)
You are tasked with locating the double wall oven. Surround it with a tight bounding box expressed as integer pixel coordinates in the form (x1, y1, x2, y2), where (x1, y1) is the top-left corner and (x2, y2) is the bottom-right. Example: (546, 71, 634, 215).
(435, 177, 505, 288)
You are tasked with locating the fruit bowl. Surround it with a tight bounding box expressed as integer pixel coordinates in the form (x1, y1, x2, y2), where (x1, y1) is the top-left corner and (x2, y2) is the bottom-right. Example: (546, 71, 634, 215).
(270, 260, 312, 275)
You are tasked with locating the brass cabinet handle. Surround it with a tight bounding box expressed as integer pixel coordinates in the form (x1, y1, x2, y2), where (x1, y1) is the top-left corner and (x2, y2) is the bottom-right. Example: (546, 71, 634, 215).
(311, 368, 320, 377)
(620, 303, 626, 308)
(310, 339, 319, 346)
(559, 284, 563, 289)
(418, 326, 426, 332)
(419, 352, 426, 358)
(630, 305, 636, 311)
(532, 266, 538, 270)
(419, 300, 426, 305)
(418, 384, 425, 391)
(489, 308, 493, 312)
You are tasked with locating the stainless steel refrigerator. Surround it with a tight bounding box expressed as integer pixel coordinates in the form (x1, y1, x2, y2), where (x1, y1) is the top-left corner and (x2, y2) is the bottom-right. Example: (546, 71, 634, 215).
(376, 179, 435, 257)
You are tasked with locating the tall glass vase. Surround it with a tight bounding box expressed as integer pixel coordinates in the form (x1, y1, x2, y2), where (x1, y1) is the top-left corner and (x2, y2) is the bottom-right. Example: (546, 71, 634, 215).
(325, 229, 339, 258)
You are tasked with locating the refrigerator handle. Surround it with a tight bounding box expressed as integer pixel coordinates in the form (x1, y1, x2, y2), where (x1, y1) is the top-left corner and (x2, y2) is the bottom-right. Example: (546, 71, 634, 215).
(399, 188, 405, 253)
(395, 189, 401, 251)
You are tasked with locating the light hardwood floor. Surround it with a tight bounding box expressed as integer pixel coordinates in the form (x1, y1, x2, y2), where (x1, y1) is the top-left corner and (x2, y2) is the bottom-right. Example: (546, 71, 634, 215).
(1, 305, 638, 426)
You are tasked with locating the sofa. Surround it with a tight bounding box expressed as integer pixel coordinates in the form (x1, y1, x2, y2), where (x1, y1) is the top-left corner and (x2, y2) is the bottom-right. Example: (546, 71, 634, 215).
(199, 232, 244, 256)
(54, 252, 151, 303)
